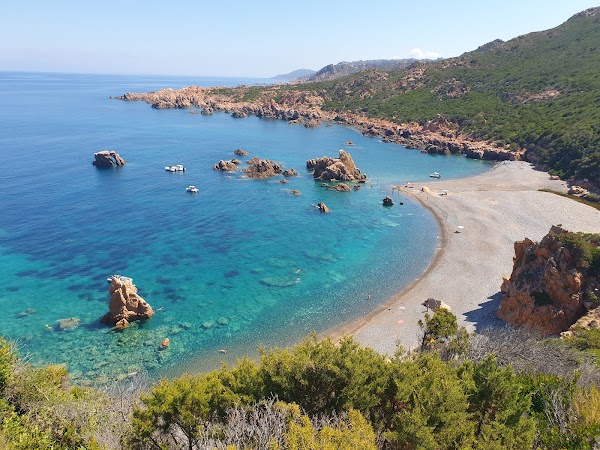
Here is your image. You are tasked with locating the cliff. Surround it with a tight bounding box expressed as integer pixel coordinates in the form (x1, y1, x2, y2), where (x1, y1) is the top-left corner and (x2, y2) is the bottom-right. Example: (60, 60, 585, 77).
(497, 226, 600, 335)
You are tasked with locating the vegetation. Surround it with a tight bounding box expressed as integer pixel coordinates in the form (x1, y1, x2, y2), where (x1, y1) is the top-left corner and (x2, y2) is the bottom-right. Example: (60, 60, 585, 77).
(215, 9, 600, 188)
(1, 309, 600, 449)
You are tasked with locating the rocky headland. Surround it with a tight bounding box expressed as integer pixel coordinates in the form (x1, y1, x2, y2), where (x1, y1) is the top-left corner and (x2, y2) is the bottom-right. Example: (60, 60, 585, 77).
(497, 226, 600, 335)
(92, 150, 126, 167)
(116, 87, 520, 163)
(100, 277, 154, 329)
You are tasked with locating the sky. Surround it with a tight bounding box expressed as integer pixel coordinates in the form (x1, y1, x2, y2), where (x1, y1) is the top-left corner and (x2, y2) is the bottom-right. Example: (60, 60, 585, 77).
(0, 0, 597, 77)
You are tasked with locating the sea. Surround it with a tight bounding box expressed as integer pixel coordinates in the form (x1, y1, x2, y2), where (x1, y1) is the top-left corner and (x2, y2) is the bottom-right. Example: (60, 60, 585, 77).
(0, 71, 494, 383)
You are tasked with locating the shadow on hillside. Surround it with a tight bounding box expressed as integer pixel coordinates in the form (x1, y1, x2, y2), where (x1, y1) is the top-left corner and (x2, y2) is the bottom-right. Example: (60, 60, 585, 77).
(464, 292, 505, 333)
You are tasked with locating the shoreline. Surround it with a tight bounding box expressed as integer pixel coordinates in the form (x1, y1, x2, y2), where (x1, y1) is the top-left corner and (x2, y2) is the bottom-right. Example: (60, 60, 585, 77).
(325, 161, 600, 353)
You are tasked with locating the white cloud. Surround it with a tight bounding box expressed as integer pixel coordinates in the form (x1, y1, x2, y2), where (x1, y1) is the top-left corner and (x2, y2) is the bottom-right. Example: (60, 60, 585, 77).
(408, 48, 441, 59)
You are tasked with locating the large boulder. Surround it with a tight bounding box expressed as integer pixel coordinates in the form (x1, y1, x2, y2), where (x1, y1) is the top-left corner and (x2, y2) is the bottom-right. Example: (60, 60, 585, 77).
(100, 277, 154, 328)
(213, 160, 237, 171)
(93, 150, 126, 167)
(244, 157, 283, 179)
(497, 226, 599, 335)
(306, 150, 366, 182)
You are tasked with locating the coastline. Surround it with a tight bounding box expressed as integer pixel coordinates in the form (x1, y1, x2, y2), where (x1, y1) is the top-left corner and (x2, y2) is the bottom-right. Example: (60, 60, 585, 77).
(325, 161, 600, 353)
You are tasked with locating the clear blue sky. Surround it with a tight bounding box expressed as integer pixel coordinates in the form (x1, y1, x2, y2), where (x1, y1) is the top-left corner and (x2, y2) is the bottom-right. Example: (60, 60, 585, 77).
(0, 0, 597, 77)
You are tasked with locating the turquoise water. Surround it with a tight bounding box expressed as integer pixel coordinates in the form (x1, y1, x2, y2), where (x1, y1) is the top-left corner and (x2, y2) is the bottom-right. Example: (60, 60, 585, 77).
(0, 72, 493, 383)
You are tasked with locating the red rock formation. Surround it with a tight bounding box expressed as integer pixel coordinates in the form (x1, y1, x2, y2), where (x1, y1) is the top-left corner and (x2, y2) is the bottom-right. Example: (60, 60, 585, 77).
(213, 160, 237, 171)
(306, 150, 366, 182)
(497, 226, 599, 335)
(93, 150, 126, 167)
(100, 277, 154, 328)
(244, 157, 283, 179)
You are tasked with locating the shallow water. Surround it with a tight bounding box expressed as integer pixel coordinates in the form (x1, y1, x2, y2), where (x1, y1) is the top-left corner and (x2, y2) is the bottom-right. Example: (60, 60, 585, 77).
(0, 72, 493, 382)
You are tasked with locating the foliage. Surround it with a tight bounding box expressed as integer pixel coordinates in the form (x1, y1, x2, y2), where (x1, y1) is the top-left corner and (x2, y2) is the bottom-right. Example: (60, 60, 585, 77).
(385, 353, 474, 449)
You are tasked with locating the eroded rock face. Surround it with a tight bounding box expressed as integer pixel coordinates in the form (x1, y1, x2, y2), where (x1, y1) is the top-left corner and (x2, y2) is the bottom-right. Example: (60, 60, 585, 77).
(306, 150, 366, 182)
(213, 160, 237, 171)
(100, 277, 154, 328)
(497, 226, 599, 335)
(93, 151, 126, 167)
(244, 157, 283, 179)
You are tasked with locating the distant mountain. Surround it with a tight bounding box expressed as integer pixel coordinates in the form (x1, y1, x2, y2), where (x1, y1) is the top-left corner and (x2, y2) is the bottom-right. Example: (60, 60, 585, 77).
(271, 69, 316, 81)
(299, 59, 422, 82)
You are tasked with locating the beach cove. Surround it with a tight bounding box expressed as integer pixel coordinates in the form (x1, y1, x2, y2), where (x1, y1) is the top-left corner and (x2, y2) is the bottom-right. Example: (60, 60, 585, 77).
(0, 72, 496, 382)
(330, 161, 600, 352)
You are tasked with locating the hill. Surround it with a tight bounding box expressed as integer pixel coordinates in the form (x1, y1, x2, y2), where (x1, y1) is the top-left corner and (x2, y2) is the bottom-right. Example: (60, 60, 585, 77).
(301, 7, 600, 187)
(298, 58, 420, 82)
(271, 68, 316, 80)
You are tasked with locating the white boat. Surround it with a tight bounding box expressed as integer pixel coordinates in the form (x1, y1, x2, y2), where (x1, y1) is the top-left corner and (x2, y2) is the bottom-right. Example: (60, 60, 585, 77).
(165, 165, 185, 172)
(186, 185, 199, 193)
(429, 172, 441, 178)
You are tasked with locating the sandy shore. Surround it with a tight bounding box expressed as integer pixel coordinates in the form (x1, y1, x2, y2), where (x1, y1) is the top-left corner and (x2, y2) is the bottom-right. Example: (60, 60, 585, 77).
(326, 161, 600, 354)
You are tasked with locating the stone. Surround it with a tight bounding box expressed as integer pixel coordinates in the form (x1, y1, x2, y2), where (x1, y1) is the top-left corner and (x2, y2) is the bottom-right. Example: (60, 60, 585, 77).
(383, 196, 394, 206)
(231, 158, 241, 165)
(335, 183, 351, 192)
(291, 190, 301, 195)
(213, 160, 237, 171)
(317, 202, 330, 213)
(201, 107, 214, 115)
(160, 338, 170, 348)
(234, 148, 249, 156)
(92, 150, 126, 167)
(497, 226, 598, 335)
(244, 157, 283, 179)
(306, 150, 366, 182)
(282, 168, 298, 177)
(279, 179, 288, 184)
(421, 298, 451, 311)
(57, 317, 80, 330)
(100, 277, 154, 326)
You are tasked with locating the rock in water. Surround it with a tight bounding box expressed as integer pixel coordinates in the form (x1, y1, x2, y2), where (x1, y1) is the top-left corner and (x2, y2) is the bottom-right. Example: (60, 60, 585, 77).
(306, 150, 366, 181)
(383, 196, 394, 206)
(100, 277, 154, 328)
(57, 317, 80, 330)
(213, 160, 237, 171)
(234, 148, 249, 156)
(244, 157, 283, 179)
(93, 150, 126, 167)
(317, 202, 330, 213)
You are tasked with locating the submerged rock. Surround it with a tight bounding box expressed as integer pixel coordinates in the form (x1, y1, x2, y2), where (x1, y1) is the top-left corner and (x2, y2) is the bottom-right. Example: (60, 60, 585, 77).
(57, 317, 80, 330)
(100, 277, 154, 328)
(92, 150, 126, 168)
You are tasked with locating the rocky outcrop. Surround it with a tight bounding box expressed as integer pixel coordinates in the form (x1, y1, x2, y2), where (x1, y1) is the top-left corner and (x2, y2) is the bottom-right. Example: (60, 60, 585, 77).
(335, 183, 351, 192)
(383, 196, 394, 206)
(244, 157, 283, 179)
(282, 168, 298, 177)
(306, 150, 366, 182)
(497, 226, 600, 335)
(93, 150, 126, 167)
(100, 277, 154, 329)
(234, 148, 249, 156)
(201, 107, 214, 115)
(213, 160, 237, 171)
(317, 202, 330, 213)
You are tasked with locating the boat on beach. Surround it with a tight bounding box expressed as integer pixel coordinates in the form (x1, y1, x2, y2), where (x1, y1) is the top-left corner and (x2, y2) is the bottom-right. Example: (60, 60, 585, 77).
(429, 172, 441, 178)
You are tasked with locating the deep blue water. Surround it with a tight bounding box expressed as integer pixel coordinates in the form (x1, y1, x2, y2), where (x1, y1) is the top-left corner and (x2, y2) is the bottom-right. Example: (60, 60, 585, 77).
(0, 71, 493, 382)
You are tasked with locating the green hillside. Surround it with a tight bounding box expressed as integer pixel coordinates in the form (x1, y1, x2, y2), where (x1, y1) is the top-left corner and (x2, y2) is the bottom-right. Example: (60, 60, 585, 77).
(292, 8, 600, 185)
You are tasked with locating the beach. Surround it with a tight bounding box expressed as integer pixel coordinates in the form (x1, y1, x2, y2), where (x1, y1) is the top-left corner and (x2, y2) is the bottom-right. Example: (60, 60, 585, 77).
(327, 161, 600, 353)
